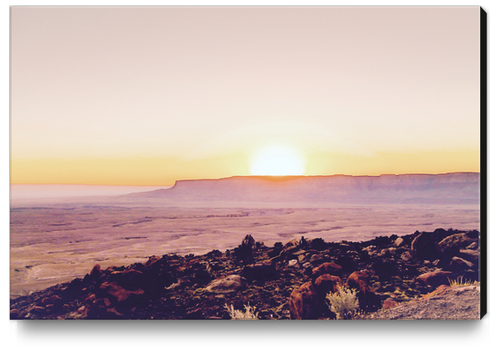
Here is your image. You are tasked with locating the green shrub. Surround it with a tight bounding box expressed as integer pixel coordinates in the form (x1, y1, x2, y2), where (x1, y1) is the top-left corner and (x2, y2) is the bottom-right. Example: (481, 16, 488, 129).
(325, 286, 359, 320)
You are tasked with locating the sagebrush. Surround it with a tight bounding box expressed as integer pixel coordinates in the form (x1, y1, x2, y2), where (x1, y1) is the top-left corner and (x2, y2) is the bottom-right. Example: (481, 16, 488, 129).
(224, 303, 259, 320)
(325, 286, 359, 320)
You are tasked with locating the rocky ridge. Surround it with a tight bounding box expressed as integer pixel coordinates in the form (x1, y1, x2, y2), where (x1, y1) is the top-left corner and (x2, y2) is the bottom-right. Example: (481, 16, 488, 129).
(10, 227, 481, 320)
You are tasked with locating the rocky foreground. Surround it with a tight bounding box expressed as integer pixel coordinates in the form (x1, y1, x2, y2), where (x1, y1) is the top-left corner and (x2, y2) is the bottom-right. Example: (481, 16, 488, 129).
(10, 228, 481, 320)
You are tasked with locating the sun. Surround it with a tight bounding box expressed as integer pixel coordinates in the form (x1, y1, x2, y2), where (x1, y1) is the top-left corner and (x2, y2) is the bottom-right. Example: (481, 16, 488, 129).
(249, 145, 306, 176)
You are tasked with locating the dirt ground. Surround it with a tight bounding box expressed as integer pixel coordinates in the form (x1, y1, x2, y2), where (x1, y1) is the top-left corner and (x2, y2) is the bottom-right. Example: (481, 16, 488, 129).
(361, 284, 481, 320)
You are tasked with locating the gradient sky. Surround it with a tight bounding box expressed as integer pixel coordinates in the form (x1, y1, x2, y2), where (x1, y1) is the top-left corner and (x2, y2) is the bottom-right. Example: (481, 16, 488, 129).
(10, 6, 481, 186)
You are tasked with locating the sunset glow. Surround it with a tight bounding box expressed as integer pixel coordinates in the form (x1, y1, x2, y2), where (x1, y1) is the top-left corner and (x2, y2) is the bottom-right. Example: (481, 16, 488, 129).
(10, 7, 480, 186)
(249, 145, 306, 176)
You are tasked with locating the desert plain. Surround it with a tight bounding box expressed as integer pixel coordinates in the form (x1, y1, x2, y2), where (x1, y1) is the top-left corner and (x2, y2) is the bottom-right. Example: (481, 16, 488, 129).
(10, 197, 480, 299)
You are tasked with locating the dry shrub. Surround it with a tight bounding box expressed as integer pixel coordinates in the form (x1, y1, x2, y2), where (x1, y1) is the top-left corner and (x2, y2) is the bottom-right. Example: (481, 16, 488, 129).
(224, 303, 259, 320)
(449, 276, 478, 287)
(325, 286, 359, 320)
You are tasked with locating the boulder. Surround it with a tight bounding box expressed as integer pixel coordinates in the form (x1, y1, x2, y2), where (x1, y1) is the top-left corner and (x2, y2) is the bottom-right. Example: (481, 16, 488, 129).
(288, 259, 300, 268)
(99, 281, 144, 303)
(415, 271, 454, 287)
(346, 271, 380, 312)
(29, 306, 46, 314)
(234, 235, 257, 263)
(382, 298, 398, 309)
(64, 278, 84, 299)
(394, 237, 405, 247)
(411, 232, 440, 260)
(308, 253, 325, 264)
(241, 262, 277, 281)
(314, 274, 342, 296)
(458, 249, 479, 264)
(109, 269, 147, 291)
(40, 295, 62, 308)
(285, 239, 300, 248)
(400, 251, 412, 262)
(274, 244, 302, 262)
(380, 249, 393, 258)
(446, 257, 474, 272)
(145, 256, 162, 268)
(312, 262, 343, 278)
(465, 230, 479, 239)
(289, 273, 342, 320)
(89, 264, 103, 279)
(346, 271, 369, 293)
(241, 234, 256, 250)
(289, 282, 319, 319)
(438, 233, 474, 257)
(362, 245, 377, 257)
(165, 276, 194, 290)
(205, 275, 246, 293)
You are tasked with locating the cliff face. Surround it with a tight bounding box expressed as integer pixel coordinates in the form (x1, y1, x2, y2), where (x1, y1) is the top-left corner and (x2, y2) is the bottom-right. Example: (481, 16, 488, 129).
(129, 173, 480, 205)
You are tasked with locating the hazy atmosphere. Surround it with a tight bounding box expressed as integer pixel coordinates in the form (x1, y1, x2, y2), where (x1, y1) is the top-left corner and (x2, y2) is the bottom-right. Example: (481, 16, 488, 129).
(9, 6, 482, 324)
(11, 6, 480, 186)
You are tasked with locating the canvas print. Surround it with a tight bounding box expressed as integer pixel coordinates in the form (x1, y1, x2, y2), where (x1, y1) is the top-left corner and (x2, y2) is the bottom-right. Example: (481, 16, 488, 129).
(10, 6, 483, 320)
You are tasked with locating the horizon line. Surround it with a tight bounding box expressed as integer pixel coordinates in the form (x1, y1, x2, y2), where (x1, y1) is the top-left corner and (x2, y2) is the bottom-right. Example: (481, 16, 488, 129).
(10, 171, 480, 187)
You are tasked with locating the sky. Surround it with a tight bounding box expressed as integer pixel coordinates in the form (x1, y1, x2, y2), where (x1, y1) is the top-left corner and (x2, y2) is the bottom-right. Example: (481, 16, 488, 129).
(10, 6, 481, 186)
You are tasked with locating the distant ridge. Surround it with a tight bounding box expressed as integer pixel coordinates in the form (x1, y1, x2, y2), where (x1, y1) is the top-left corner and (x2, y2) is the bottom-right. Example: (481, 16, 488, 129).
(124, 172, 480, 206)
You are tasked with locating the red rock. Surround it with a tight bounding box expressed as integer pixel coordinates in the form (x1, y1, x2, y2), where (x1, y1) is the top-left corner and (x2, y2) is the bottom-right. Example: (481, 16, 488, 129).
(289, 274, 341, 320)
(312, 262, 343, 278)
(415, 271, 454, 287)
(99, 281, 144, 303)
(289, 282, 319, 319)
(422, 285, 450, 299)
(41, 295, 62, 306)
(314, 274, 342, 296)
(346, 271, 369, 292)
(346, 271, 380, 312)
(84, 294, 97, 304)
(90, 264, 103, 278)
(103, 297, 111, 307)
(382, 298, 398, 309)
